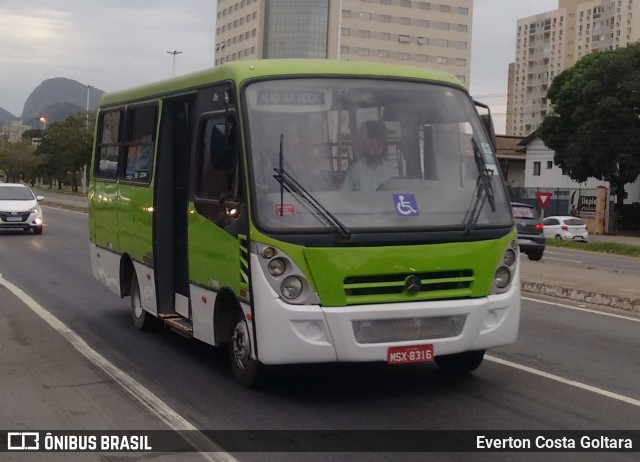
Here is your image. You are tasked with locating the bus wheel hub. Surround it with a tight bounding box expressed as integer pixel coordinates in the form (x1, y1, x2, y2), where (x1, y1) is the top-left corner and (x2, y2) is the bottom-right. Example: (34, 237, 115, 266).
(231, 320, 251, 370)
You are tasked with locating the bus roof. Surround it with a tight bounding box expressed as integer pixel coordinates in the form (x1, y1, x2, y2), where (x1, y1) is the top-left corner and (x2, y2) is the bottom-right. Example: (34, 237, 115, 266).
(99, 59, 467, 107)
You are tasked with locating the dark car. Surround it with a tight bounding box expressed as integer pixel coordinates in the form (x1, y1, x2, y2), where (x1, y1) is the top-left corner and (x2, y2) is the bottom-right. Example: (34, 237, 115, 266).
(511, 202, 545, 261)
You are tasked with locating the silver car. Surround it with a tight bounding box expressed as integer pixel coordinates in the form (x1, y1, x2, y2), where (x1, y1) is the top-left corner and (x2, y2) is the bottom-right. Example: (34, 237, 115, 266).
(0, 183, 44, 234)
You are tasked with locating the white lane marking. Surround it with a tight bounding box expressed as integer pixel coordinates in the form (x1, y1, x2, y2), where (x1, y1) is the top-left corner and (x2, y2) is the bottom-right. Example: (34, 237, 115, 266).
(486, 355, 640, 408)
(42, 205, 87, 215)
(542, 256, 583, 263)
(522, 296, 640, 323)
(0, 273, 237, 462)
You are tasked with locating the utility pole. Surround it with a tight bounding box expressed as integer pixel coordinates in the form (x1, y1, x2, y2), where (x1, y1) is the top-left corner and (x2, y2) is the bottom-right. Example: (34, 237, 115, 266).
(83, 84, 92, 194)
(86, 85, 91, 130)
(166, 50, 183, 77)
(85, 85, 93, 129)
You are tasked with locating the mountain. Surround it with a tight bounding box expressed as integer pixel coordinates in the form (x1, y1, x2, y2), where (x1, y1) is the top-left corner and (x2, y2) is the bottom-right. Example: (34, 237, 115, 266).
(0, 106, 17, 125)
(21, 78, 104, 128)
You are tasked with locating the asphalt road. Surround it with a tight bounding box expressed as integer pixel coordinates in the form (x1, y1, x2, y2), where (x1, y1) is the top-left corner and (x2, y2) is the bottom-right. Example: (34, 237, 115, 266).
(1, 206, 639, 462)
(542, 246, 640, 277)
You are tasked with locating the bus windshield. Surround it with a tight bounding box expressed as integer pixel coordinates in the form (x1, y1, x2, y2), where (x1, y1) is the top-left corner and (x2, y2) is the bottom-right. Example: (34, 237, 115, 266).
(245, 78, 511, 234)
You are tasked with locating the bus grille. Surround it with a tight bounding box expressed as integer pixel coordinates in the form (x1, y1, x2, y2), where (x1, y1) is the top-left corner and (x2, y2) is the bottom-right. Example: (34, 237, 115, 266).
(343, 270, 474, 304)
(353, 315, 467, 344)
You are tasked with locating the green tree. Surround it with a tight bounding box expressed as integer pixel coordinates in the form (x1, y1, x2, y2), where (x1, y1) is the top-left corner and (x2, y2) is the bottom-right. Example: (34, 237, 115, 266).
(35, 112, 95, 191)
(537, 43, 640, 208)
(0, 139, 40, 182)
(21, 129, 43, 141)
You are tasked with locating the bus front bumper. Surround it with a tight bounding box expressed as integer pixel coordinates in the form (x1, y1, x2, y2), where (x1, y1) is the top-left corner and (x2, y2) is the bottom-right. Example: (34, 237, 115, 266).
(252, 261, 521, 365)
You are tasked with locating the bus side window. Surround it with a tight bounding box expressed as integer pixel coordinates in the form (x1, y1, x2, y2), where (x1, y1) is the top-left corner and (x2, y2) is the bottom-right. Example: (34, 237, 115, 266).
(123, 105, 157, 183)
(95, 111, 122, 180)
(198, 118, 237, 199)
(195, 115, 240, 227)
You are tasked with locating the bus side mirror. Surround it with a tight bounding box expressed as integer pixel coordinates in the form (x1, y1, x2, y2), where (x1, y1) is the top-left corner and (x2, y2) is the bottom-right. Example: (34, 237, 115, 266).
(474, 100, 497, 151)
(479, 113, 497, 151)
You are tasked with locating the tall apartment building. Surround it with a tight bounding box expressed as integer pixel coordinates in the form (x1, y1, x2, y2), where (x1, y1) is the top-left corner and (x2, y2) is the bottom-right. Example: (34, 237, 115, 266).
(507, 0, 640, 136)
(215, 0, 473, 86)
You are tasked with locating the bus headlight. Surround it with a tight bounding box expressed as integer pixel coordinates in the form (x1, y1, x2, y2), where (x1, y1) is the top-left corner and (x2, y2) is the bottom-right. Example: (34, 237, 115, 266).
(494, 267, 511, 289)
(268, 258, 286, 276)
(503, 248, 516, 266)
(254, 243, 321, 305)
(262, 247, 277, 259)
(492, 239, 518, 294)
(281, 276, 303, 300)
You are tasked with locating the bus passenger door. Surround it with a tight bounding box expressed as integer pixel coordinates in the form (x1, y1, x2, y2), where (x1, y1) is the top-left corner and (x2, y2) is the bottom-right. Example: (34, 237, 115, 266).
(154, 96, 195, 316)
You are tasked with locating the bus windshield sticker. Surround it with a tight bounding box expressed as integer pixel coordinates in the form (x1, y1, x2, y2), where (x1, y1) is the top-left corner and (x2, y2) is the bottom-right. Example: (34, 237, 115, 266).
(274, 204, 296, 216)
(393, 194, 419, 217)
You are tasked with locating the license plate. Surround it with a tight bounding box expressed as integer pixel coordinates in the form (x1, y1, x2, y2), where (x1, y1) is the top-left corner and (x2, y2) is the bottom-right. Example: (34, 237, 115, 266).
(6, 216, 22, 222)
(387, 344, 434, 364)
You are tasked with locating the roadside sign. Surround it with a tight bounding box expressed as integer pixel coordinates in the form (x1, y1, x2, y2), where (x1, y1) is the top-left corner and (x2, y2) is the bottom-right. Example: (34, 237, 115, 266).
(535, 191, 553, 209)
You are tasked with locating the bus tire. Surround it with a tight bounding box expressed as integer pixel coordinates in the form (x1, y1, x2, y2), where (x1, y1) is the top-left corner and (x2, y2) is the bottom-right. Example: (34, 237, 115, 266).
(131, 272, 161, 331)
(435, 349, 485, 374)
(229, 312, 265, 388)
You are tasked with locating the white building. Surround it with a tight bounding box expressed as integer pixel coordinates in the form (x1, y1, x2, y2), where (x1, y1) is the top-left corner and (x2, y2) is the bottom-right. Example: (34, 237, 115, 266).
(0, 121, 31, 144)
(522, 135, 640, 204)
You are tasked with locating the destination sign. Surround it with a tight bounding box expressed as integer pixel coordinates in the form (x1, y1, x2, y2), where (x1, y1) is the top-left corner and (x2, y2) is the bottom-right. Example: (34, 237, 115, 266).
(258, 90, 326, 105)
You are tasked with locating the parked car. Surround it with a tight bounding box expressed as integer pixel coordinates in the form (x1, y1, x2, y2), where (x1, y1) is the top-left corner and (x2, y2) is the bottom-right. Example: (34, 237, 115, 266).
(543, 216, 589, 241)
(0, 183, 44, 234)
(511, 202, 545, 261)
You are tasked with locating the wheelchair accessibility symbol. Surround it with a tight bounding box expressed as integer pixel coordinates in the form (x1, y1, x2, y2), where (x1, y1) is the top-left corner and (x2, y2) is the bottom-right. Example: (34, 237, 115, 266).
(393, 194, 419, 216)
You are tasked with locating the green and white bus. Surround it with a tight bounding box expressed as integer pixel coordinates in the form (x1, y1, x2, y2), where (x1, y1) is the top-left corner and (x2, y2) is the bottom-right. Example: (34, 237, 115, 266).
(89, 59, 520, 387)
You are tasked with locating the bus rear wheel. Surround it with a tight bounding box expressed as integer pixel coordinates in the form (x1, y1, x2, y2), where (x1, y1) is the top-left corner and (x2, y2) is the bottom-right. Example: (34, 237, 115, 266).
(434, 349, 485, 374)
(229, 313, 265, 388)
(131, 273, 161, 331)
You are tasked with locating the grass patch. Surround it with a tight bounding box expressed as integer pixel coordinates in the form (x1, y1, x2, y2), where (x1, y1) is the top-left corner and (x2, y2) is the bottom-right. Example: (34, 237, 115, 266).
(546, 239, 640, 258)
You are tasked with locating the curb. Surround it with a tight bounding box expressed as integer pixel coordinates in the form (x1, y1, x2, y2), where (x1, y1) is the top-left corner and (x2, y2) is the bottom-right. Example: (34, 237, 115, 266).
(521, 280, 640, 313)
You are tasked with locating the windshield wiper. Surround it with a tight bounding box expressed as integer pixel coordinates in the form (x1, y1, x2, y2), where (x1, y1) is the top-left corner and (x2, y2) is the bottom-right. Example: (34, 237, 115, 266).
(463, 138, 496, 234)
(273, 134, 351, 238)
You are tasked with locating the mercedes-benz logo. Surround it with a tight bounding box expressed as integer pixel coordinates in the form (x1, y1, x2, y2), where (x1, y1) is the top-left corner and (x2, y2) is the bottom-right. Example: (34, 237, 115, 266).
(404, 275, 422, 295)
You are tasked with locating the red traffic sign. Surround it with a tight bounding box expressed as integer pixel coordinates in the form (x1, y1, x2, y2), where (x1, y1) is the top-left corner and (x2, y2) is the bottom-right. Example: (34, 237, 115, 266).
(535, 191, 553, 209)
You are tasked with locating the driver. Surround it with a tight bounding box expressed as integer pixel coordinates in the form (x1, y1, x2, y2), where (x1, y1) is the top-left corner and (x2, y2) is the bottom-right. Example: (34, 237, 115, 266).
(340, 120, 397, 191)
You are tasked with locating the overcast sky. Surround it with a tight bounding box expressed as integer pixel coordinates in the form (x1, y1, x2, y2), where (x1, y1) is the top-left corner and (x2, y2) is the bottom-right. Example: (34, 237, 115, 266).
(1, 0, 559, 133)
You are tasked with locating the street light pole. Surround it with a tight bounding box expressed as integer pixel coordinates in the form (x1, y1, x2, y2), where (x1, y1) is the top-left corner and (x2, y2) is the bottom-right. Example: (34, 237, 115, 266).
(85, 85, 92, 129)
(166, 50, 182, 77)
(83, 84, 93, 193)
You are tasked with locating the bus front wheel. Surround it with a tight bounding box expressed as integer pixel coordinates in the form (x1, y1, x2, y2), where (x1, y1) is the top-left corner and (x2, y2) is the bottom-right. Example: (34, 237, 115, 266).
(229, 314, 265, 388)
(130, 273, 161, 331)
(434, 349, 485, 374)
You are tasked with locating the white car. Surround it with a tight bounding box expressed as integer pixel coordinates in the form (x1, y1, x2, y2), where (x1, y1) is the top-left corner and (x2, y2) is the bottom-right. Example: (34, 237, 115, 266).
(0, 183, 44, 234)
(543, 216, 588, 241)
